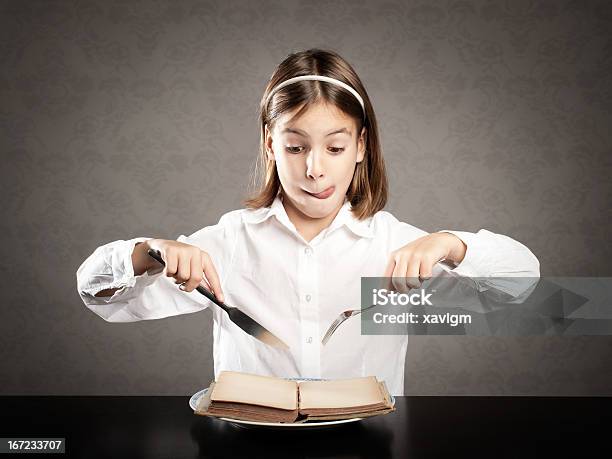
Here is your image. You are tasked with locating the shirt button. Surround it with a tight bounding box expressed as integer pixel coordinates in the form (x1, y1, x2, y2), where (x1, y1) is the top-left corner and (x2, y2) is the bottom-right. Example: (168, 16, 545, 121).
(305, 294, 312, 302)
(306, 336, 312, 343)
(304, 247, 312, 255)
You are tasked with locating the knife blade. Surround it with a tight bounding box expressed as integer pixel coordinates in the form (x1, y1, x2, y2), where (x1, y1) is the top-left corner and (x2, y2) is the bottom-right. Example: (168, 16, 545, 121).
(147, 248, 289, 350)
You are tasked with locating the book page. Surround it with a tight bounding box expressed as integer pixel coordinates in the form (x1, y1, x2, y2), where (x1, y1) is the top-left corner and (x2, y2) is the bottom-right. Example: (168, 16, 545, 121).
(298, 376, 384, 409)
(210, 371, 298, 410)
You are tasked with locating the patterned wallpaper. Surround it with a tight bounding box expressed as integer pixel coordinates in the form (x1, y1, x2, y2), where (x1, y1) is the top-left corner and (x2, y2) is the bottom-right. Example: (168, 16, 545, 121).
(1, 0, 611, 395)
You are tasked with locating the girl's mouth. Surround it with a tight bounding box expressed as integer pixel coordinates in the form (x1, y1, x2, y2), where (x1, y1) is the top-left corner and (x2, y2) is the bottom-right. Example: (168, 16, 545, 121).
(305, 186, 335, 199)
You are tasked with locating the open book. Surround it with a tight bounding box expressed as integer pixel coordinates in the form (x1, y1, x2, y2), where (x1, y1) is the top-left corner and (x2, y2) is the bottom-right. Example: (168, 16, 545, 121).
(194, 370, 395, 423)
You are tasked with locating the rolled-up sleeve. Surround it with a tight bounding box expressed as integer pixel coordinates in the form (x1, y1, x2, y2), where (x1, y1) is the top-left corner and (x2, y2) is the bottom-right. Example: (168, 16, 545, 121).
(437, 229, 540, 278)
(76, 213, 236, 322)
(437, 229, 540, 300)
(76, 237, 156, 302)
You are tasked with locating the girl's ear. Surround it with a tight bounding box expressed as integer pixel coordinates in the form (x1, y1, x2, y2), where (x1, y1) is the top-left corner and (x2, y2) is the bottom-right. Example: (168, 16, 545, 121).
(356, 126, 366, 163)
(264, 124, 275, 160)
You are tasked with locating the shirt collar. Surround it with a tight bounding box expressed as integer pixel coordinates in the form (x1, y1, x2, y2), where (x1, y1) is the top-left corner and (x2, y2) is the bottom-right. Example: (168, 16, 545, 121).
(243, 193, 375, 239)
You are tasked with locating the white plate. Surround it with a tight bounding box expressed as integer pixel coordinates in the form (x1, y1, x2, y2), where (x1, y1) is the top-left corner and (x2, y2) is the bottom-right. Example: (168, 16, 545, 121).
(189, 377, 395, 429)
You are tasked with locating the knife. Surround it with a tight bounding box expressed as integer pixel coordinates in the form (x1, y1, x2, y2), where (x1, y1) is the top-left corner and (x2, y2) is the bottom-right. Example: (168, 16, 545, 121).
(147, 249, 289, 350)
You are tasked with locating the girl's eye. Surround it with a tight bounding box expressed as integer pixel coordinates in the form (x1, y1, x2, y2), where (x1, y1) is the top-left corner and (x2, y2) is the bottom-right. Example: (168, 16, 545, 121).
(329, 147, 345, 154)
(285, 146, 303, 154)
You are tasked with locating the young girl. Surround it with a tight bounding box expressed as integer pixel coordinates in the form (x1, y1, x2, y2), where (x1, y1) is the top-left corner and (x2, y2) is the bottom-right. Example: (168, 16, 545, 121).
(76, 49, 539, 396)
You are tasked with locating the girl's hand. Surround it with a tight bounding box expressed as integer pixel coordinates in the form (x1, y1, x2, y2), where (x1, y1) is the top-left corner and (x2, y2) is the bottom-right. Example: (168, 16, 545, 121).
(383, 232, 467, 292)
(133, 239, 224, 302)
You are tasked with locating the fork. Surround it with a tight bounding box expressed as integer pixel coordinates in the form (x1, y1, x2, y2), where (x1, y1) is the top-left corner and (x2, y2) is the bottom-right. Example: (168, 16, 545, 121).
(321, 303, 378, 345)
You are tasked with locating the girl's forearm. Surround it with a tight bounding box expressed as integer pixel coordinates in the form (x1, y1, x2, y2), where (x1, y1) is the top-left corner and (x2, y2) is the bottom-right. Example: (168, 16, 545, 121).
(132, 240, 155, 276)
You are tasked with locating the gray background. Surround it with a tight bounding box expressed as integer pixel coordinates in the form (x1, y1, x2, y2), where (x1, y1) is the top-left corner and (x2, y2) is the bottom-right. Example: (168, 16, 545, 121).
(1, 0, 611, 395)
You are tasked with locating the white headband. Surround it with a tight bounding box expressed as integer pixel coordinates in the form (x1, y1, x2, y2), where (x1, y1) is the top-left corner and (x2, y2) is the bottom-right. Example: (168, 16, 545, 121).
(264, 75, 365, 118)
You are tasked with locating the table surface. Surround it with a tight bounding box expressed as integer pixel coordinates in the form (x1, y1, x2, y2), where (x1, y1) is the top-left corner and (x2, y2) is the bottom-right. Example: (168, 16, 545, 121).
(1, 395, 611, 458)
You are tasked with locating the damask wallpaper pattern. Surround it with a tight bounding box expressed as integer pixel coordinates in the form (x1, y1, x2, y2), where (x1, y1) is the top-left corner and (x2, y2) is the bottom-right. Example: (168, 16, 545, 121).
(1, 0, 611, 395)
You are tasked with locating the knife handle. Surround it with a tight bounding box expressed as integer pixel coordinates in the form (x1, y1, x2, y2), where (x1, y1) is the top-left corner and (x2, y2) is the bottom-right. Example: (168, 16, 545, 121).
(146, 248, 229, 312)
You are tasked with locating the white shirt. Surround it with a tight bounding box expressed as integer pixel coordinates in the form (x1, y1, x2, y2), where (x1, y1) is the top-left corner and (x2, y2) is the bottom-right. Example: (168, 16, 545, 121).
(76, 196, 540, 395)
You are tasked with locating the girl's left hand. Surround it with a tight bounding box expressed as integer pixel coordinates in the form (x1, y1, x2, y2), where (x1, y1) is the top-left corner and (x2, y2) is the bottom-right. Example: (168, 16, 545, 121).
(383, 232, 467, 292)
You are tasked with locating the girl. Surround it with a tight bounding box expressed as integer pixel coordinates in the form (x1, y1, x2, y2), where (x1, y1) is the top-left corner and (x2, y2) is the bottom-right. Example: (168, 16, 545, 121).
(76, 49, 539, 396)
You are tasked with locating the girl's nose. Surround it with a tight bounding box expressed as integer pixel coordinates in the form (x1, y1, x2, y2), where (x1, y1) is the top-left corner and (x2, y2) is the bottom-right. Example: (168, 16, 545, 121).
(306, 150, 325, 179)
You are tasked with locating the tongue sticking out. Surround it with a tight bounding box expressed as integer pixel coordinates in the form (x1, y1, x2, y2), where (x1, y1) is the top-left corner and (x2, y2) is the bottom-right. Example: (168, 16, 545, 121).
(307, 186, 334, 199)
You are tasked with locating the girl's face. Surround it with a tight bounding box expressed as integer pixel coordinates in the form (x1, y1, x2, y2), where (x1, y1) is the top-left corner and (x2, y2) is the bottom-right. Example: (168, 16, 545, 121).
(265, 101, 366, 220)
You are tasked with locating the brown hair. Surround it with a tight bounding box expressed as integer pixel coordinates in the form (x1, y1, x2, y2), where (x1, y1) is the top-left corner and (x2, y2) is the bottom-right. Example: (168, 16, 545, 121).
(244, 48, 388, 219)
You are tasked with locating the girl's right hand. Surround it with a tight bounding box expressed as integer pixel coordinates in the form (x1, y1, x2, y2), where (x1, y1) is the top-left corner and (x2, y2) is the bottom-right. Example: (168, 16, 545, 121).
(133, 238, 224, 302)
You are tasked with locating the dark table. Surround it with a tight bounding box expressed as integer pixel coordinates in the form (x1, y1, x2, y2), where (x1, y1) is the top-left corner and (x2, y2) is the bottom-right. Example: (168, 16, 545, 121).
(1, 396, 611, 458)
